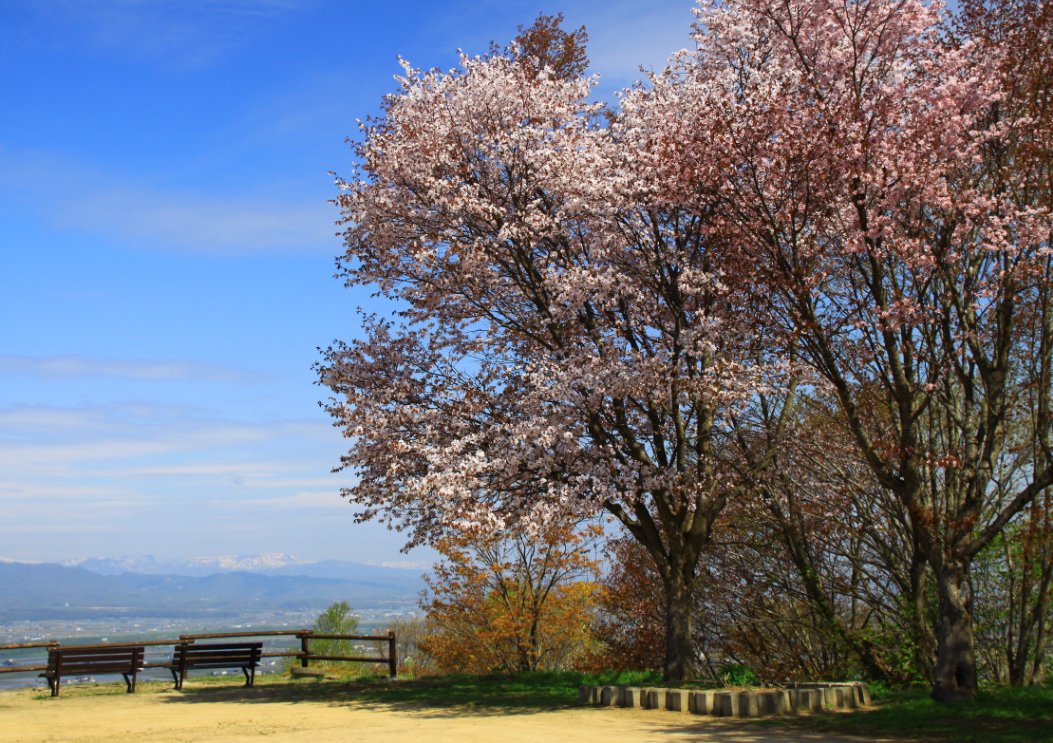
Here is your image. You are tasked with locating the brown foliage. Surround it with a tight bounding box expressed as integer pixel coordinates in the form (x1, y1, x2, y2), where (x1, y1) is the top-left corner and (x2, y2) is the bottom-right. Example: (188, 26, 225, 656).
(509, 13, 589, 80)
(419, 522, 601, 674)
(586, 537, 666, 673)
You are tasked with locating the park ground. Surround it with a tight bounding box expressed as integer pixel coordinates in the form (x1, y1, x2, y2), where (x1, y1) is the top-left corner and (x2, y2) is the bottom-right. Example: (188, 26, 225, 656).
(0, 673, 1050, 743)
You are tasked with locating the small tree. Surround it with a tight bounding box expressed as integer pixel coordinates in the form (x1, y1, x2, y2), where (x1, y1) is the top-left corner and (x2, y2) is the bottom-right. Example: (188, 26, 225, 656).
(383, 616, 434, 677)
(419, 522, 600, 674)
(588, 536, 667, 674)
(311, 601, 359, 669)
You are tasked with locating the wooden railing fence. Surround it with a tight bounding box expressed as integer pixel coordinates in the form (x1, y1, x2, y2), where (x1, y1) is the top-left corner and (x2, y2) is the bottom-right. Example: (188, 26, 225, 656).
(0, 630, 397, 680)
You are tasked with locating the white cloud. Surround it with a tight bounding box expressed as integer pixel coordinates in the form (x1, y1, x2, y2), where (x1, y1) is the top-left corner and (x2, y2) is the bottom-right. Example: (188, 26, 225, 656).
(0, 354, 252, 382)
(0, 481, 128, 502)
(0, 149, 338, 255)
(0, 399, 361, 559)
(61, 186, 336, 255)
(372, 559, 432, 571)
(232, 490, 346, 510)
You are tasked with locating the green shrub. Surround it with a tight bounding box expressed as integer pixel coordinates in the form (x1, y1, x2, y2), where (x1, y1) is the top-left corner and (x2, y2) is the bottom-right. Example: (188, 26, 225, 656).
(718, 663, 756, 687)
(582, 669, 664, 687)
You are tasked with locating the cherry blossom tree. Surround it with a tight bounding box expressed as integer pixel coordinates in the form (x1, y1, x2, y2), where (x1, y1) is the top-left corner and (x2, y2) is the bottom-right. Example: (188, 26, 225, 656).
(319, 18, 794, 681)
(641, 0, 1052, 701)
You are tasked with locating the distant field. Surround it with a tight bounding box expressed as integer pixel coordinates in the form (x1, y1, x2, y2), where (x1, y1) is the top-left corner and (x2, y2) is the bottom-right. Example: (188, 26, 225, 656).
(0, 621, 389, 691)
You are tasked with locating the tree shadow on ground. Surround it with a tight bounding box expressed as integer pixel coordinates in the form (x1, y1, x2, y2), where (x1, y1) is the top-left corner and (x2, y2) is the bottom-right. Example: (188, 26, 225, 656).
(158, 683, 897, 741)
(157, 674, 581, 718)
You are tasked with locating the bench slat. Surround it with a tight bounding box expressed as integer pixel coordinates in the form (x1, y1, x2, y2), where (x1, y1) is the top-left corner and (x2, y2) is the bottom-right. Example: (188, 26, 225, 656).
(50, 652, 140, 664)
(51, 662, 141, 673)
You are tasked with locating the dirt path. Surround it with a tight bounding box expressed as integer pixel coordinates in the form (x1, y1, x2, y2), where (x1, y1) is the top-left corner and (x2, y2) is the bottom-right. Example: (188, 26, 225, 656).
(0, 682, 890, 743)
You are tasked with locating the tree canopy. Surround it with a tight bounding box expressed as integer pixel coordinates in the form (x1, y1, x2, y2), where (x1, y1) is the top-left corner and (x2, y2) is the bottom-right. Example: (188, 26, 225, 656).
(320, 1, 1052, 698)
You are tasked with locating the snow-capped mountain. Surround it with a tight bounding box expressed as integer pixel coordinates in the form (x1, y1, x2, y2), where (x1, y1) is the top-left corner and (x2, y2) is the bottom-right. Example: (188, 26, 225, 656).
(65, 553, 309, 577)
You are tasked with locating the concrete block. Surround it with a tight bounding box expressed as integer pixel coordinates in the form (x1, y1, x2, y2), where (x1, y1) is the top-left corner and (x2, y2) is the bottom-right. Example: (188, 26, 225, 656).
(758, 690, 789, 716)
(833, 686, 858, 709)
(290, 667, 325, 678)
(816, 687, 832, 709)
(830, 686, 858, 708)
(665, 689, 690, 712)
(689, 690, 715, 715)
(739, 691, 760, 717)
(789, 688, 820, 713)
(619, 686, 642, 708)
(713, 691, 742, 717)
(581, 681, 869, 718)
(642, 688, 663, 709)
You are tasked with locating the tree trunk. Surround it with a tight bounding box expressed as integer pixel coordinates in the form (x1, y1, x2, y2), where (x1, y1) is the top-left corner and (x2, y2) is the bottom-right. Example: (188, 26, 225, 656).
(663, 572, 696, 682)
(910, 555, 936, 683)
(931, 562, 978, 702)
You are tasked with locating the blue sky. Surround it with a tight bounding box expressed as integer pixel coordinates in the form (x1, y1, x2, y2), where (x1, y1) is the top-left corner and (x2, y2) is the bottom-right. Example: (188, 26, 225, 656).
(0, 0, 696, 566)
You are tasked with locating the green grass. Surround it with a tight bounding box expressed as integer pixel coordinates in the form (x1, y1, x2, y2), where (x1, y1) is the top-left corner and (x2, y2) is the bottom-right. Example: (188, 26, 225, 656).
(145, 670, 592, 711)
(760, 685, 1053, 743)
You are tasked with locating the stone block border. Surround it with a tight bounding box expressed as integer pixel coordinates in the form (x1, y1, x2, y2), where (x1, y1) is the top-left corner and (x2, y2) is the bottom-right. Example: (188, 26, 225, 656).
(579, 681, 870, 719)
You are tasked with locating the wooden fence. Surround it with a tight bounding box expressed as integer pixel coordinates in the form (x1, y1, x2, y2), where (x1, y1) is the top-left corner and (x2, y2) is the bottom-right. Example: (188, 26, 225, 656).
(0, 629, 397, 680)
(0, 641, 58, 675)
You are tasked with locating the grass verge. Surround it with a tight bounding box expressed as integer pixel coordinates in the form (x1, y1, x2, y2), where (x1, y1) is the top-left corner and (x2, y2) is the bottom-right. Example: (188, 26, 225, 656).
(759, 685, 1053, 743)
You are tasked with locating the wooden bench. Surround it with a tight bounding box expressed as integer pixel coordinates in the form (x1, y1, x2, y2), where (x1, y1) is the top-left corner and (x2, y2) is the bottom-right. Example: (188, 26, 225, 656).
(40, 645, 145, 697)
(169, 642, 263, 690)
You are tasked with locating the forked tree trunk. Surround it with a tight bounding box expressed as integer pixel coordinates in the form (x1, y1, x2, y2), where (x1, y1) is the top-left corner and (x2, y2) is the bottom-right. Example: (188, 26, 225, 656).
(931, 562, 978, 702)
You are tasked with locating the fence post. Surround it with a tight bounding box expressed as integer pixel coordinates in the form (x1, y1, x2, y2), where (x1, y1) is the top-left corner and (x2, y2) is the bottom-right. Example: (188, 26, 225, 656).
(300, 631, 311, 669)
(387, 631, 397, 679)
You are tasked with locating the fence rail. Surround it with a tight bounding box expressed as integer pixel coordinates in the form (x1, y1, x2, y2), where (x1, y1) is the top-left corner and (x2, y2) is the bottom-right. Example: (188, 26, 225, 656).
(0, 642, 58, 675)
(0, 630, 398, 679)
(178, 630, 303, 641)
(0, 642, 59, 651)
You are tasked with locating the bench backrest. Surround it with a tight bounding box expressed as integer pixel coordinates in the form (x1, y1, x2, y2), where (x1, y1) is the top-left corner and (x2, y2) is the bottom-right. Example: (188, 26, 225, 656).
(174, 642, 263, 669)
(47, 646, 144, 674)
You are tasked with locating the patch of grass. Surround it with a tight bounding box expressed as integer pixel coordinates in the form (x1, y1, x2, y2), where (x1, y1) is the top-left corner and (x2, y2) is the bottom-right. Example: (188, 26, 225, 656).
(350, 671, 584, 709)
(578, 669, 663, 687)
(762, 685, 1053, 743)
(149, 670, 589, 711)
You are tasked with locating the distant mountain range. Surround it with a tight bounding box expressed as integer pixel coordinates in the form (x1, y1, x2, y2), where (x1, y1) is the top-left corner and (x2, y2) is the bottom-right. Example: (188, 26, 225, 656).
(0, 555, 428, 622)
(65, 553, 312, 577)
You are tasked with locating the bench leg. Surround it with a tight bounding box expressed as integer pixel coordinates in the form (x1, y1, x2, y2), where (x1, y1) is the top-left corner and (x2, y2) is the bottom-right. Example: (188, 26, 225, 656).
(46, 675, 59, 697)
(242, 666, 255, 687)
(122, 672, 137, 693)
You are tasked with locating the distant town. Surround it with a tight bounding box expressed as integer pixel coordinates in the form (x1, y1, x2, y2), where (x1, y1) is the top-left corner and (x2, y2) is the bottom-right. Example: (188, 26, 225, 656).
(0, 553, 424, 689)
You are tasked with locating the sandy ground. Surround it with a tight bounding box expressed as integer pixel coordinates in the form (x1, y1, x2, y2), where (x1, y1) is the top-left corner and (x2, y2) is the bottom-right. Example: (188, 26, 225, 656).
(0, 680, 890, 743)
